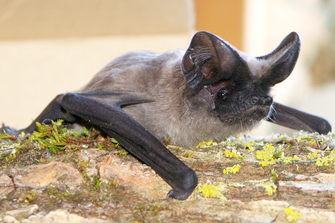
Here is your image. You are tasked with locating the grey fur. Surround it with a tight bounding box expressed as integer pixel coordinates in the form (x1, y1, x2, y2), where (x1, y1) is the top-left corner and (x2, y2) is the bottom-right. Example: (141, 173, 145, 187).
(78, 31, 300, 147)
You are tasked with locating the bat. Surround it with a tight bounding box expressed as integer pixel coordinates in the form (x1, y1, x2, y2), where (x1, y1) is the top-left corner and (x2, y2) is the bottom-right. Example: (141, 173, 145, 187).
(1, 31, 331, 200)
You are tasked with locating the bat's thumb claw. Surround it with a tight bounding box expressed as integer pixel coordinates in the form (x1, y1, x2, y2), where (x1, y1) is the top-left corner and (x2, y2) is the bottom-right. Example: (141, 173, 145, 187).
(166, 169, 198, 200)
(319, 118, 332, 135)
(167, 188, 193, 200)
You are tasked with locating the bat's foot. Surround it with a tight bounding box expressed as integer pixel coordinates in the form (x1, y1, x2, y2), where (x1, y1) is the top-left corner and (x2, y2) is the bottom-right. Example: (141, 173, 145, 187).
(166, 169, 198, 200)
(167, 188, 194, 200)
(0, 124, 20, 135)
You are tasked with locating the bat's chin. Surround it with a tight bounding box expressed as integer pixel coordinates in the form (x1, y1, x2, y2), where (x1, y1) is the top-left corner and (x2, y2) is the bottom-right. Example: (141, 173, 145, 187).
(218, 105, 271, 124)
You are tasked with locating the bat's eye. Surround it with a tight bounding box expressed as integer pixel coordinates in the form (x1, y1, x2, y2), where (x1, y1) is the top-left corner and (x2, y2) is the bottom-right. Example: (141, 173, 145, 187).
(217, 89, 228, 100)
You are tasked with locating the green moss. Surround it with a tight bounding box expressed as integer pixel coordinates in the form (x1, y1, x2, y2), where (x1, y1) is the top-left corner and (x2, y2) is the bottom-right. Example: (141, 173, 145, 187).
(111, 138, 119, 148)
(93, 175, 102, 190)
(25, 191, 37, 204)
(271, 169, 278, 183)
(81, 127, 89, 137)
(0, 131, 14, 140)
(29, 120, 69, 154)
(117, 150, 128, 156)
(47, 185, 72, 200)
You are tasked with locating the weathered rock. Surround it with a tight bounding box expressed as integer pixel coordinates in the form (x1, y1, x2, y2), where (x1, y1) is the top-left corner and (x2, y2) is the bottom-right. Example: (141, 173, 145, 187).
(21, 209, 107, 223)
(280, 173, 335, 192)
(279, 173, 335, 209)
(5, 204, 38, 221)
(2, 215, 20, 223)
(85, 164, 98, 180)
(0, 174, 14, 198)
(97, 154, 169, 199)
(1, 132, 335, 222)
(10, 161, 83, 190)
(76, 148, 107, 162)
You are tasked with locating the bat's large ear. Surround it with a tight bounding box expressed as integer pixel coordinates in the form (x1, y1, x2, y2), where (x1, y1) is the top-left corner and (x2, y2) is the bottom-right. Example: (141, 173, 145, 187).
(258, 32, 301, 87)
(182, 31, 240, 88)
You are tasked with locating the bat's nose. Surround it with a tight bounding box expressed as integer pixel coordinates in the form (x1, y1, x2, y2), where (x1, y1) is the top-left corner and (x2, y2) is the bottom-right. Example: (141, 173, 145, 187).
(251, 96, 273, 106)
(263, 96, 273, 106)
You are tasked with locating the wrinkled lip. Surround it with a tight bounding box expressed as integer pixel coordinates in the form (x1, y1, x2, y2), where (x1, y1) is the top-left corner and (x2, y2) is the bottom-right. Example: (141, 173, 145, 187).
(217, 105, 271, 122)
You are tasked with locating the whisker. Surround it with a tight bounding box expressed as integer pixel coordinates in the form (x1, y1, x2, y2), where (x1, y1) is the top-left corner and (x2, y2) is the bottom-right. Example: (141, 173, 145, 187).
(267, 106, 277, 123)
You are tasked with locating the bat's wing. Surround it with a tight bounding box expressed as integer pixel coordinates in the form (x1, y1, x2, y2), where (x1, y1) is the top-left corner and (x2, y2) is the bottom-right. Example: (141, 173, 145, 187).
(19, 90, 197, 200)
(266, 102, 332, 135)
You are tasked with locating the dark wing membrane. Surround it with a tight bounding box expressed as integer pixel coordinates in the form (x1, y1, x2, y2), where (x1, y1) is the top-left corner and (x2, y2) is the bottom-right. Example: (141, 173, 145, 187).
(9, 90, 198, 200)
(59, 92, 198, 200)
(266, 102, 332, 135)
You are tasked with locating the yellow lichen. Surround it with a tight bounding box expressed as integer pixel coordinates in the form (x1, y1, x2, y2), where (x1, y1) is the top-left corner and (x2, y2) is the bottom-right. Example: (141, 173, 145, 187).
(198, 182, 224, 198)
(221, 150, 244, 161)
(225, 150, 238, 159)
(228, 182, 245, 187)
(296, 134, 317, 144)
(198, 140, 213, 148)
(256, 144, 278, 166)
(307, 152, 318, 160)
(223, 164, 241, 174)
(256, 181, 277, 196)
(314, 151, 335, 167)
(282, 155, 302, 164)
(285, 207, 301, 222)
(316, 155, 334, 167)
(259, 160, 276, 167)
(217, 149, 244, 161)
(243, 141, 255, 152)
(265, 182, 277, 196)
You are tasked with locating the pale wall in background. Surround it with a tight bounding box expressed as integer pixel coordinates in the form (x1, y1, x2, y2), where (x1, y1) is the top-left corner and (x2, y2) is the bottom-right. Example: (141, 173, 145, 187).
(0, 0, 333, 137)
(244, 0, 333, 136)
(0, 0, 194, 39)
(0, 0, 194, 129)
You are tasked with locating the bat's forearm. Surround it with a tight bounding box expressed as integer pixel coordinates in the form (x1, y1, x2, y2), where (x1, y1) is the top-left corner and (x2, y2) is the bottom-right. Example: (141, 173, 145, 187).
(266, 102, 331, 135)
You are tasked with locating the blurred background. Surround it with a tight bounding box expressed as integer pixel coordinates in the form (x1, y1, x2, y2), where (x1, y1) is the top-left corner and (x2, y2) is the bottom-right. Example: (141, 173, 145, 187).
(0, 0, 334, 136)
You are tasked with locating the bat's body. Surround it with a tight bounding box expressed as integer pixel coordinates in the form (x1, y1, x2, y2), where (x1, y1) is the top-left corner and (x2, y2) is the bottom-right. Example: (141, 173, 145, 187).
(1, 31, 331, 200)
(81, 50, 257, 147)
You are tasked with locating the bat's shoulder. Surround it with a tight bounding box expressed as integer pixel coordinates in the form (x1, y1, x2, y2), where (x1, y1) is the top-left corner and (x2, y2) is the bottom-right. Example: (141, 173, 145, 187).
(109, 49, 185, 67)
(80, 49, 186, 93)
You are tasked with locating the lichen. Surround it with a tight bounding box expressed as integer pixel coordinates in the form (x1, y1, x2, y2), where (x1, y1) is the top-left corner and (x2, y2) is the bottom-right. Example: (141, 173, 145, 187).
(256, 181, 277, 196)
(223, 149, 244, 161)
(223, 164, 241, 174)
(198, 182, 224, 199)
(285, 207, 302, 222)
(256, 144, 278, 167)
(197, 140, 214, 148)
(307, 152, 318, 160)
(282, 155, 302, 164)
(315, 151, 335, 167)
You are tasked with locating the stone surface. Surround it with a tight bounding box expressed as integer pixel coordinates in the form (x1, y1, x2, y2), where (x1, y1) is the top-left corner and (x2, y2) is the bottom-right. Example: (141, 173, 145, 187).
(97, 154, 169, 200)
(21, 209, 107, 223)
(10, 161, 83, 190)
(5, 205, 38, 221)
(2, 215, 20, 223)
(0, 174, 14, 198)
(1, 132, 335, 222)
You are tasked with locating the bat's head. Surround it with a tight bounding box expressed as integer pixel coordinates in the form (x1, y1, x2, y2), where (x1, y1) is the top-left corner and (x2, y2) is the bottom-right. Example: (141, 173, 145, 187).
(182, 31, 300, 126)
